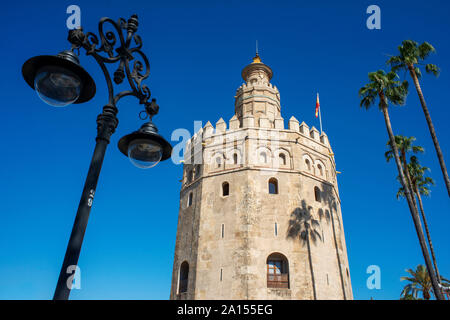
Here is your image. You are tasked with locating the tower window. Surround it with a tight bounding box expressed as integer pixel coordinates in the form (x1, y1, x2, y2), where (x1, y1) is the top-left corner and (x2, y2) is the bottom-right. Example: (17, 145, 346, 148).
(317, 164, 323, 176)
(179, 261, 189, 294)
(188, 192, 193, 207)
(279, 154, 286, 166)
(222, 182, 230, 196)
(186, 169, 193, 183)
(216, 157, 222, 168)
(269, 178, 278, 194)
(305, 159, 311, 171)
(260, 152, 267, 164)
(314, 187, 321, 202)
(220, 268, 223, 281)
(267, 253, 289, 289)
(194, 164, 201, 179)
(275, 222, 278, 236)
(221, 224, 225, 238)
(233, 153, 238, 165)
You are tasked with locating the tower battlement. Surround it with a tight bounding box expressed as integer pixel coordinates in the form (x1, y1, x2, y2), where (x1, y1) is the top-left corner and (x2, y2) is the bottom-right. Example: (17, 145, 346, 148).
(189, 116, 330, 146)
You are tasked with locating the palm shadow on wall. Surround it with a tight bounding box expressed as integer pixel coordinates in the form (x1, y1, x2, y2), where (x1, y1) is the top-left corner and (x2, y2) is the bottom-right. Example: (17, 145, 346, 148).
(319, 181, 347, 299)
(287, 199, 321, 300)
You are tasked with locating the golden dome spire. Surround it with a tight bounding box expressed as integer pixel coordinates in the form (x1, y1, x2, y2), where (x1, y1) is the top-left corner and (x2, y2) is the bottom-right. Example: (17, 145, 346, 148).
(252, 53, 262, 64)
(241, 41, 273, 81)
(252, 40, 261, 63)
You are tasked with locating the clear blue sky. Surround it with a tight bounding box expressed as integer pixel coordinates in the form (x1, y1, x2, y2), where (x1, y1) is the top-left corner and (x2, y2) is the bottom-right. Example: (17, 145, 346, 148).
(1, 0, 450, 300)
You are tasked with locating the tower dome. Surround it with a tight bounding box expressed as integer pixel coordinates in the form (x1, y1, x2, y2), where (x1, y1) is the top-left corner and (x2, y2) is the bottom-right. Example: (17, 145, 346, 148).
(235, 53, 281, 128)
(241, 53, 273, 84)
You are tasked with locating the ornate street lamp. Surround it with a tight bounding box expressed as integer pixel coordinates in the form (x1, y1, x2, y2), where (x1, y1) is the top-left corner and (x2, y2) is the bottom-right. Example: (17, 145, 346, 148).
(22, 14, 172, 300)
(118, 100, 172, 169)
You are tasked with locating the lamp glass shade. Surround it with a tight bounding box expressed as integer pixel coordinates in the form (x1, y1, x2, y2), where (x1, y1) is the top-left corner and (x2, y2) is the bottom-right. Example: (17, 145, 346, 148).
(22, 51, 96, 105)
(34, 65, 82, 107)
(127, 139, 163, 169)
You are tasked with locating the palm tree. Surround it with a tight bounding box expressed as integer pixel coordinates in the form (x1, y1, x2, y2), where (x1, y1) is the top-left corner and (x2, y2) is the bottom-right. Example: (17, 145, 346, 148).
(397, 156, 441, 286)
(287, 202, 321, 300)
(385, 135, 424, 214)
(359, 70, 444, 300)
(385, 135, 423, 188)
(387, 40, 450, 197)
(401, 265, 450, 300)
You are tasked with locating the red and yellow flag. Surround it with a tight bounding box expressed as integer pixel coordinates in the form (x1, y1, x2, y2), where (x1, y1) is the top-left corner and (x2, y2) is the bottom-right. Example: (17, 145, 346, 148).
(315, 93, 320, 118)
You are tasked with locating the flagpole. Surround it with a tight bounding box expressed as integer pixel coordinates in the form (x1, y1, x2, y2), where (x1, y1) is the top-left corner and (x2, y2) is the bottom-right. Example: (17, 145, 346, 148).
(319, 102, 323, 134)
(317, 93, 322, 134)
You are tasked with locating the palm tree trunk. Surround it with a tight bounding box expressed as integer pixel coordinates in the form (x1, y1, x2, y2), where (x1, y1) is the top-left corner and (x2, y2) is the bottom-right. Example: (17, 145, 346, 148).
(306, 229, 317, 300)
(380, 102, 444, 300)
(415, 186, 442, 284)
(408, 65, 450, 198)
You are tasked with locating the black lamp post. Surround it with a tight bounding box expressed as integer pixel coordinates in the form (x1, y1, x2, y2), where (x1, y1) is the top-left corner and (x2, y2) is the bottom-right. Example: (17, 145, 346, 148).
(22, 14, 172, 300)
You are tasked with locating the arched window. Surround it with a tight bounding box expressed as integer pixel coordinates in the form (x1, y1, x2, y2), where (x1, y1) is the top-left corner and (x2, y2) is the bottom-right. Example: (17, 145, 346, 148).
(194, 164, 201, 179)
(314, 187, 321, 202)
(279, 154, 286, 166)
(186, 169, 193, 183)
(178, 261, 189, 294)
(188, 192, 193, 207)
(317, 164, 323, 176)
(222, 182, 229, 196)
(233, 153, 238, 165)
(216, 157, 222, 168)
(260, 152, 267, 164)
(267, 253, 289, 288)
(305, 159, 311, 171)
(269, 178, 278, 194)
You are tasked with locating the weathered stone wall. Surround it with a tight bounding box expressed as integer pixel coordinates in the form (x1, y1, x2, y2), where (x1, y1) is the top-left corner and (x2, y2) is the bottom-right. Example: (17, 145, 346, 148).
(170, 125, 353, 300)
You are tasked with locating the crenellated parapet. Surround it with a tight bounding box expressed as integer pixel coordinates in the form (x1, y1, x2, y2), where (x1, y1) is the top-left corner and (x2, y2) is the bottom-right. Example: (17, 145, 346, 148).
(192, 115, 331, 147)
(235, 81, 280, 97)
(181, 112, 336, 188)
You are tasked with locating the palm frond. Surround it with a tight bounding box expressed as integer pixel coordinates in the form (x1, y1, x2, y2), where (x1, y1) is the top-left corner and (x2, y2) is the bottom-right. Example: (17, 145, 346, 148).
(418, 42, 436, 60)
(415, 66, 422, 79)
(425, 63, 440, 77)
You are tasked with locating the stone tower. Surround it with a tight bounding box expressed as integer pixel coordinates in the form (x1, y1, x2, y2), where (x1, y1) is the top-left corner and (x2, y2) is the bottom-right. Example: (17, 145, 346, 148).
(170, 54, 353, 300)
